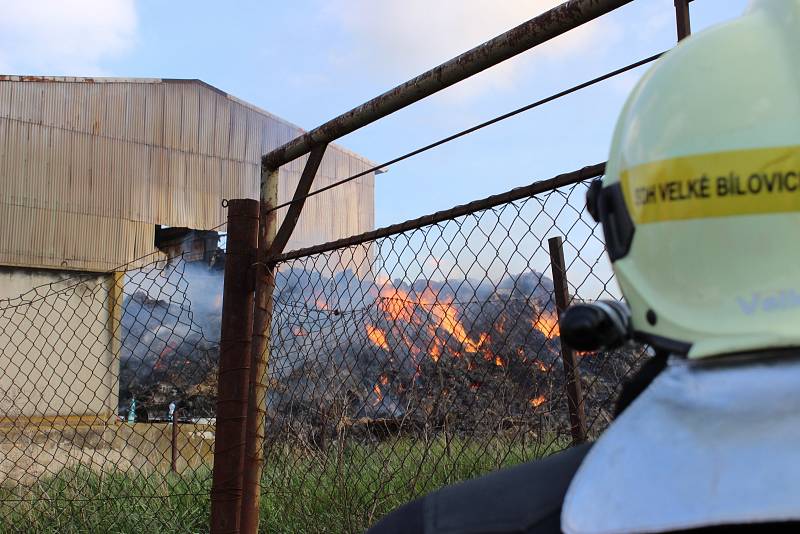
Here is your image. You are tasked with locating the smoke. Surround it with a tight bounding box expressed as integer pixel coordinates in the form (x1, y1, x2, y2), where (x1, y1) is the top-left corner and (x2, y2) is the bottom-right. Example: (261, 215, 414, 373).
(118, 259, 223, 417)
(118, 255, 563, 421)
(181, 262, 224, 342)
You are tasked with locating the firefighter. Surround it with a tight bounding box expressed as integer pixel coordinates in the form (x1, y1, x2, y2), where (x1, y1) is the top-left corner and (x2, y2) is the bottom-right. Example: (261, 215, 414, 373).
(369, 0, 800, 531)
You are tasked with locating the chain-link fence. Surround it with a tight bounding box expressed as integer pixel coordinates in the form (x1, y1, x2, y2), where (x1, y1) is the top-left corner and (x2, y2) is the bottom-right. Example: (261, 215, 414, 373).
(0, 240, 224, 533)
(262, 177, 649, 532)
(0, 175, 649, 533)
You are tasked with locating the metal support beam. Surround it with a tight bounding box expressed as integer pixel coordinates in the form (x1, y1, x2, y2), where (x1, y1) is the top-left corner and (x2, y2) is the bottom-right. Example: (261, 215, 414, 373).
(548, 236, 587, 445)
(262, 0, 634, 171)
(266, 143, 328, 259)
(211, 199, 259, 534)
(241, 170, 279, 534)
(674, 0, 691, 41)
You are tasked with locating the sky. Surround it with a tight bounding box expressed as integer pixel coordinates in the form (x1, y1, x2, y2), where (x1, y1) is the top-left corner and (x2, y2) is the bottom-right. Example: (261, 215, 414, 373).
(0, 1, 751, 295)
(0, 0, 749, 228)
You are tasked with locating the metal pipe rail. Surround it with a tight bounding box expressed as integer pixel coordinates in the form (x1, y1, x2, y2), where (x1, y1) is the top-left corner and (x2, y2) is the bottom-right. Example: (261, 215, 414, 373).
(261, 0, 634, 172)
(270, 162, 605, 264)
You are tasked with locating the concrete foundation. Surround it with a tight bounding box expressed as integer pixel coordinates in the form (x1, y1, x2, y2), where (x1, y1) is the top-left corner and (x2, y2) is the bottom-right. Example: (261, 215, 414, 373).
(0, 419, 214, 486)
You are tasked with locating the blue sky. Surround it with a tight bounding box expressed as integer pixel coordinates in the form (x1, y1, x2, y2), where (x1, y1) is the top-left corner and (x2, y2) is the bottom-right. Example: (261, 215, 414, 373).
(0, 0, 749, 230)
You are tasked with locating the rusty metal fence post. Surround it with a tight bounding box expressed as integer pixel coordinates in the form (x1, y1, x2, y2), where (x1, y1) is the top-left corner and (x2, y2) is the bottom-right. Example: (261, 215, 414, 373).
(240, 169, 279, 533)
(171, 409, 179, 473)
(674, 0, 691, 41)
(548, 236, 587, 445)
(211, 199, 260, 534)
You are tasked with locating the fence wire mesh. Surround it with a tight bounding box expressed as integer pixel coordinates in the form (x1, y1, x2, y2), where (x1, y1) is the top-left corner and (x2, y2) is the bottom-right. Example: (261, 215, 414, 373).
(0, 177, 650, 533)
(264, 178, 649, 532)
(0, 238, 224, 533)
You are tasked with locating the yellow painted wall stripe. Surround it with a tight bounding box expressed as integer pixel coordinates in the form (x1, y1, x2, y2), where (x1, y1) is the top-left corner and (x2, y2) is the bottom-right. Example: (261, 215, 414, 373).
(620, 145, 800, 224)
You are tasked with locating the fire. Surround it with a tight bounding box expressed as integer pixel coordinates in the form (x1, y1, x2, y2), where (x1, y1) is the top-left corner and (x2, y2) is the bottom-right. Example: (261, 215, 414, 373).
(292, 325, 308, 336)
(529, 395, 546, 408)
(482, 348, 504, 367)
(516, 348, 549, 372)
(375, 285, 484, 357)
(421, 291, 481, 353)
(379, 285, 415, 322)
(532, 310, 560, 338)
(366, 324, 389, 350)
(400, 331, 422, 357)
(430, 341, 442, 362)
(371, 374, 390, 407)
(155, 340, 178, 371)
(372, 383, 383, 406)
(424, 325, 441, 361)
(368, 283, 563, 369)
(495, 317, 507, 335)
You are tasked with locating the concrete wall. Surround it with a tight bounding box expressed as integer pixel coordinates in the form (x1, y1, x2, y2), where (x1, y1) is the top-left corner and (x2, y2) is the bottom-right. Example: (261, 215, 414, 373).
(0, 421, 214, 486)
(0, 267, 120, 419)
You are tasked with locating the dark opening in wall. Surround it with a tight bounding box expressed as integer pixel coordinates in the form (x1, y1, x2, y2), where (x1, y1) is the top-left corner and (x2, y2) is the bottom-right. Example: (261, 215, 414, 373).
(154, 225, 223, 268)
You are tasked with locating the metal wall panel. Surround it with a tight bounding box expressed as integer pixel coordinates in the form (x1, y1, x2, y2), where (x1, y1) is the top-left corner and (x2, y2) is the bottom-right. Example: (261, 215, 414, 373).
(0, 82, 11, 118)
(0, 77, 375, 271)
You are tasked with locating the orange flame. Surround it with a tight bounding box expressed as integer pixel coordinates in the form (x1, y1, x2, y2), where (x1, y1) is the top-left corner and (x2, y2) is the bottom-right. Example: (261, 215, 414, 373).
(495, 317, 507, 335)
(375, 284, 492, 361)
(477, 332, 490, 348)
(529, 395, 546, 408)
(292, 325, 308, 337)
(430, 341, 442, 362)
(366, 324, 389, 350)
(494, 355, 505, 367)
(421, 290, 481, 352)
(372, 383, 383, 406)
(534, 359, 549, 372)
(400, 331, 422, 358)
(155, 340, 178, 371)
(532, 310, 560, 338)
(379, 285, 415, 322)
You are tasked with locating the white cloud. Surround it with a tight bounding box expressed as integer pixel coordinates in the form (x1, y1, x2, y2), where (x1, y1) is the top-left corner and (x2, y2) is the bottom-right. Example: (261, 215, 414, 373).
(0, 0, 137, 75)
(323, 0, 618, 101)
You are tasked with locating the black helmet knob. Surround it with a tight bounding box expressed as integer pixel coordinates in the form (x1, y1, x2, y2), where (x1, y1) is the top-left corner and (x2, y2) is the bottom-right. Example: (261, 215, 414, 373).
(560, 301, 631, 352)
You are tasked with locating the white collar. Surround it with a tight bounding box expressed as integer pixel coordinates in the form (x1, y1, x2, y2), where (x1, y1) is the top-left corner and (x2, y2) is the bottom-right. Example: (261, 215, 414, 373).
(562, 356, 800, 533)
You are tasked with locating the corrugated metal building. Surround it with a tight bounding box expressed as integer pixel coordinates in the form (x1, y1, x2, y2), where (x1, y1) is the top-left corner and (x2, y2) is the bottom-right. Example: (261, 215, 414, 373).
(0, 75, 375, 271)
(0, 75, 376, 420)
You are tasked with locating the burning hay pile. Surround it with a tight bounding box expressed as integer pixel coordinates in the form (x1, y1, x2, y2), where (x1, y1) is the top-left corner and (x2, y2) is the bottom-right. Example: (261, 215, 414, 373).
(268, 269, 646, 445)
(115, 259, 645, 435)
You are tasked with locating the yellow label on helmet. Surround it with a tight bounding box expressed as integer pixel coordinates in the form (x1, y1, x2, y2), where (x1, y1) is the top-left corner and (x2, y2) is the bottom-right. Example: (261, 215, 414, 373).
(620, 145, 800, 224)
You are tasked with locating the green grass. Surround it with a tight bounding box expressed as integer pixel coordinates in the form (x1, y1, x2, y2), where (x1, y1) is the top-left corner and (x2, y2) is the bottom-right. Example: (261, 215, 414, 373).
(0, 435, 567, 534)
